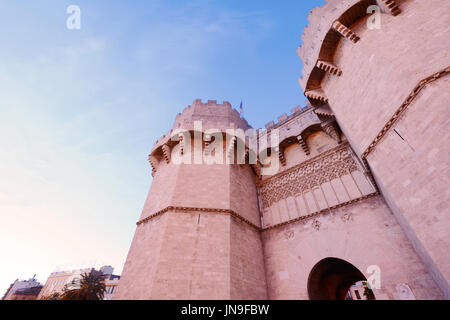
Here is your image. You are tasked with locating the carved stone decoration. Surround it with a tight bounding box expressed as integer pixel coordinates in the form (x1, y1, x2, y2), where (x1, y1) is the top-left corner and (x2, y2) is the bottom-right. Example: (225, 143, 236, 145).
(396, 283, 416, 300)
(284, 230, 295, 240)
(341, 212, 353, 222)
(258, 144, 359, 209)
(312, 219, 321, 230)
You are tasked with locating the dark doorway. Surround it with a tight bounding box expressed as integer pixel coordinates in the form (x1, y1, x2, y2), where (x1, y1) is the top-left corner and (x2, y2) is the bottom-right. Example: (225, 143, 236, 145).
(307, 257, 375, 300)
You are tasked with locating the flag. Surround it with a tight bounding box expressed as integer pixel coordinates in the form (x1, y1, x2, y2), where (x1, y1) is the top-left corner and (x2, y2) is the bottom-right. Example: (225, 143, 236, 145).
(239, 100, 243, 117)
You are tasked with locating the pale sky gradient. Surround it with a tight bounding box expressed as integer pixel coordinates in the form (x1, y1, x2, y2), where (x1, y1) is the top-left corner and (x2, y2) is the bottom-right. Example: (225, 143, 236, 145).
(0, 0, 323, 294)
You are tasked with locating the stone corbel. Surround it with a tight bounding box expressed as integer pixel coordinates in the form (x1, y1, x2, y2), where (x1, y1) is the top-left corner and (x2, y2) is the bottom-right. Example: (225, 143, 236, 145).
(252, 162, 262, 179)
(297, 134, 310, 156)
(305, 88, 328, 103)
(332, 21, 360, 43)
(380, 0, 401, 16)
(321, 121, 341, 143)
(148, 155, 160, 176)
(316, 60, 342, 76)
(277, 146, 287, 167)
(162, 144, 171, 164)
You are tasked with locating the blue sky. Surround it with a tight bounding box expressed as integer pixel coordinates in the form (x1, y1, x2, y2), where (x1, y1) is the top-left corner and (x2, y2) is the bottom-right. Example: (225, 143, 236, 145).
(0, 0, 323, 294)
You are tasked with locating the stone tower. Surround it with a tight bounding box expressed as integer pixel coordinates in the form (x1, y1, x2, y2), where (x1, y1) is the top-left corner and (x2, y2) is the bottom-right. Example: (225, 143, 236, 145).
(116, 0, 448, 300)
(114, 100, 268, 299)
(297, 0, 449, 298)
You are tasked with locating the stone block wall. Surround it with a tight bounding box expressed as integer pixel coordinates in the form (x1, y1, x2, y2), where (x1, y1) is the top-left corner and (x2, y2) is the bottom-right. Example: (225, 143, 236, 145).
(298, 0, 449, 297)
(262, 196, 444, 300)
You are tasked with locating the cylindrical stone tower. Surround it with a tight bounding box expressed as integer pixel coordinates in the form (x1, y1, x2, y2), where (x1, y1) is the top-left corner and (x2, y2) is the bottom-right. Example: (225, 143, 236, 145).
(114, 99, 268, 299)
(298, 0, 449, 298)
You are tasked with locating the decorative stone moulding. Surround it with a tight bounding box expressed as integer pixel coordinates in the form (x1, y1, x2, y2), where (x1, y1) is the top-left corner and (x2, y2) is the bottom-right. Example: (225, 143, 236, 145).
(305, 88, 329, 102)
(332, 20, 360, 43)
(134, 195, 378, 233)
(136, 206, 260, 231)
(361, 66, 450, 160)
(277, 147, 287, 167)
(316, 60, 342, 76)
(314, 104, 335, 118)
(380, 0, 401, 16)
(258, 143, 360, 209)
(226, 136, 237, 161)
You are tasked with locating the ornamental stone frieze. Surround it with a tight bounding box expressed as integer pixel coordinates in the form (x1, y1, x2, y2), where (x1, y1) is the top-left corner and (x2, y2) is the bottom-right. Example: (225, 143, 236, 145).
(258, 143, 360, 209)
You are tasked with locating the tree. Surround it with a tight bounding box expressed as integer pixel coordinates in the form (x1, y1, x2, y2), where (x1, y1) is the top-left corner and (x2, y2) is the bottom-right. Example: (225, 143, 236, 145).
(60, 270, 106, 300)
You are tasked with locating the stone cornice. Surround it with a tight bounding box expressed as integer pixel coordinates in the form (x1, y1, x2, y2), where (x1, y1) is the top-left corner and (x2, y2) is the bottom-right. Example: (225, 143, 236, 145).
(262, 192, 377, 231)
(135, 192, 378, 232)
(362, 66, 450, 160)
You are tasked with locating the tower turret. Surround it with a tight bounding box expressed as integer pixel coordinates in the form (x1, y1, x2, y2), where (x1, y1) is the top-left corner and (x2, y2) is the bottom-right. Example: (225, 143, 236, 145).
(115, 100, 267, 299)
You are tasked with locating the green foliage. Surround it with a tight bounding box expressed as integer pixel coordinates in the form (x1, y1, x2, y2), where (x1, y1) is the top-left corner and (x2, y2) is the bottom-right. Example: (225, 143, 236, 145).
(60, 270, 106, 300)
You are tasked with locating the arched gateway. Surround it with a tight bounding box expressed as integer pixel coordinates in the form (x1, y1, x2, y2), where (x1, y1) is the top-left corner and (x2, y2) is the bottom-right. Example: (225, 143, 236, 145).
(308, 258, 374, 300)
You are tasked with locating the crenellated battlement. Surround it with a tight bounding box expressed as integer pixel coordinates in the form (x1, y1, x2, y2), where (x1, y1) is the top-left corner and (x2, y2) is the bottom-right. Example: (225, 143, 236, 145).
(151, 99, 251, 153)
(298, 0, 402, 96)
(264, 104, 311, 131)
(299, 0, 365, 90)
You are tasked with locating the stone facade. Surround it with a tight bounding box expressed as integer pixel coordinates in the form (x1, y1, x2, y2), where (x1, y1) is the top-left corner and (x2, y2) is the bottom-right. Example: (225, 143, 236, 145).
(115, 0, 448, 300)
(297, 0, 449, 298)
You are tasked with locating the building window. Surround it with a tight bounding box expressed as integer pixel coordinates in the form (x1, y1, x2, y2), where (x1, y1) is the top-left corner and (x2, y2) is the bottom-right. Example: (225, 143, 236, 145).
(355, 290, 361, 300)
